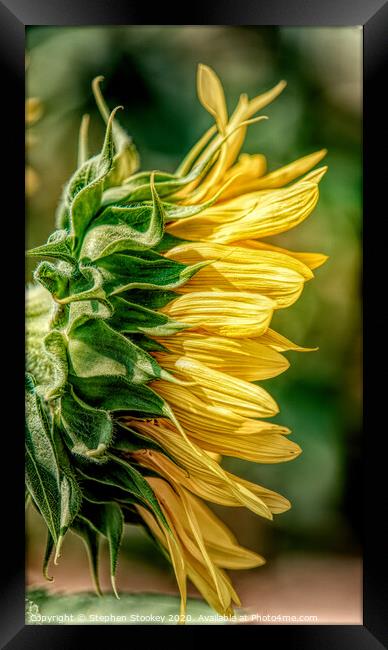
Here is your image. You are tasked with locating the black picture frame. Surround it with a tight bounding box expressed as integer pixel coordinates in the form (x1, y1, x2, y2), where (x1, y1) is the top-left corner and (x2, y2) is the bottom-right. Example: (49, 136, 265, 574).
(1, 1, 386, 647)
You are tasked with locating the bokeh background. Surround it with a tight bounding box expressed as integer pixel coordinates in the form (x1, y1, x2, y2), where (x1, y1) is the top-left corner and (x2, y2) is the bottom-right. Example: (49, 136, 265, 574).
(26, 26, 362, 623)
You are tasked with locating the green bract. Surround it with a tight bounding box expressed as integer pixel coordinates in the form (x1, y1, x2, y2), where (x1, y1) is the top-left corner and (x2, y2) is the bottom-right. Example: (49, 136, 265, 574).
(25, 85, 213, 594)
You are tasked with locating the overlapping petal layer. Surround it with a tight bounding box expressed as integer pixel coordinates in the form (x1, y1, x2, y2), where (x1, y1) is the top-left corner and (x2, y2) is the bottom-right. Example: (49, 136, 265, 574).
(137, 63, 328, 616)
(155, 331, 290, 381)
(166, 241, 313, 308)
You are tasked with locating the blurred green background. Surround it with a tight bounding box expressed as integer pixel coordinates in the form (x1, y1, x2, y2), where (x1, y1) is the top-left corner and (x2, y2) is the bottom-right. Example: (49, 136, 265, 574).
(26, 26, 362, 614)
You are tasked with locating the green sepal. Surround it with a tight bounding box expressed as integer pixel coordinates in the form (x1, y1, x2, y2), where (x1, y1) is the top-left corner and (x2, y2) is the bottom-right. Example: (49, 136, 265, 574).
(69, 373, 169, 418)
(67, 316, 167, 383)
(92, 75, 140, 187)
(162, 183, 231, 222)
(49, 304, 70, 330)
(101, 171, 176, 206)
(153, 232, 188, 253)
(108, 296, 187, 337)
(120, 288, 178, 310)
(71, 516, 102, 595)
(42, 330, 68, 399)
(59, 108, 119, 245)
(34, 261, 70, 300)
(26, 375, 82, 560)
(79, 478, 137, 505)
(108, 141, 140, 188)
(101, 125, 231, 204)
(126, 333, 168, 353)
(111, 455, 170, 532)
(25, 373, 61, 544)
(95, 251, 207, 295)
(79, 456, 169, 532)
(79, 501, 123, 596)
(56, 265, 109, 309)
(60, 386, 113, 460)
(67, 298, 112, 329)
(59, 472, 83, 540)
(27, 230, 76, 266)
(80, 176, 165, 260)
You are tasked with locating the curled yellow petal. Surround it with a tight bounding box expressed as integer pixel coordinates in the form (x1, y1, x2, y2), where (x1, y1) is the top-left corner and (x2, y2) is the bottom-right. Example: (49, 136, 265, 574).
(155, 331, 290, 381)
(157, 354, 279, 418)
(166, 241, 311, 277)
(212, 181, 319, 242)
(151, 382, 285, 436)
(139, 428, 274, 514)
(166, 241, 313, 308)
(131, 432, 290, 516)
(167, 178, 320, 243)
(161, 290, 275, 337)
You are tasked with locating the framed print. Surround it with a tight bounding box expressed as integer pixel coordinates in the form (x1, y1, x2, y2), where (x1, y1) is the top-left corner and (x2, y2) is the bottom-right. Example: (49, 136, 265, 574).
(0, 0, 386, 647)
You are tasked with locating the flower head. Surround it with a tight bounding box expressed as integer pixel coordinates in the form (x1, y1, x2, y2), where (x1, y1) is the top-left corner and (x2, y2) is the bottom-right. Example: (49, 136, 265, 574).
(26, 63, 327, 619)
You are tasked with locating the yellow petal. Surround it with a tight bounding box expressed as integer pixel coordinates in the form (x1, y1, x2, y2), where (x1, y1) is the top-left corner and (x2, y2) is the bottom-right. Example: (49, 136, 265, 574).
(186, 557, 235, 615)
(148, 479, 236, 613)
(135, 449, 270, 518)
(175, 124, 217, 177)
(130, 426, 276, 519)
(155, 331, 290, 381)
(200, 431, 302, 463)
(136, 505, 187, 619)
(223, 81, 287, 171)
(158, 354, 279, 418)
(236, 239, 328, 270)
(193, 152, 267, 204)
(161, 290, 275, 337)
(185, 493, 265, 569)
(137, 443, 290, 516)
(185, 77, 286, 204)
(258, 328, 318, 352)
(166, 241, 312, 308)
(223, 153, 267, 183)
(151, 382, 286, 439)
(197, 64, 228, 133)
(245, 80, 288, 118)
(207, 543, 265, 570)
(302, 166, 329, 184)
(225, 150, 327, 194)
(134, 388, 297, 464)
(179, 488, 231, 610)
(208, 182, 320, 242)
(166, 241, 312, 278)
(167, 179, 320, 242)
(225, 472, 290, 514)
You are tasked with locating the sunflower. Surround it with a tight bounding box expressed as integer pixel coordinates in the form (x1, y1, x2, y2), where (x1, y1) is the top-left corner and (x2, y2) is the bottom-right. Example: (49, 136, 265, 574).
(26, 63, 327, 621)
